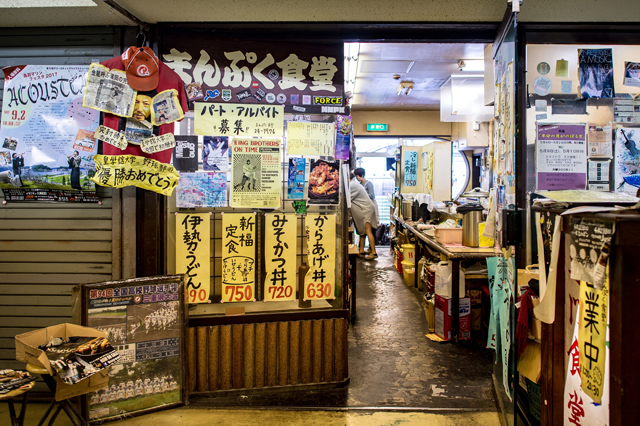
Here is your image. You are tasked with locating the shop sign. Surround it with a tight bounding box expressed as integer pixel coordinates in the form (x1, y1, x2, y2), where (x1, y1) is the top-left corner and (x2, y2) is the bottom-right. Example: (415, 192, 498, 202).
(221, 213, 256, 303)
(160, 33, 344, 114)
(194, 102, 284, 137)
(264, 213, 297, 301)
(305, 213, 336, 301)
(176, 213, 211, 303)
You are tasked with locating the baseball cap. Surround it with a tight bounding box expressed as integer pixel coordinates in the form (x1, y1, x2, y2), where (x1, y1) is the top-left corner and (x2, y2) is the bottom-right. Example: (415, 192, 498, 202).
(121, 46, 159, 91)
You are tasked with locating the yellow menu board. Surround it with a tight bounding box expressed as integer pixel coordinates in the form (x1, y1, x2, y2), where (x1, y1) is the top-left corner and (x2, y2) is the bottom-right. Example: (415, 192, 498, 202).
(305, 213, 336, 300)
(221, 213, 256, 302)
(264, 213, 297, 301)
(176, 213, 211, 303)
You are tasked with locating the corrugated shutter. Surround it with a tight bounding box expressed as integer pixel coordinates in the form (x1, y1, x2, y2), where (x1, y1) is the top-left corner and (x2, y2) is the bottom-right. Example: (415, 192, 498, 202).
(0, 27, 119, 388)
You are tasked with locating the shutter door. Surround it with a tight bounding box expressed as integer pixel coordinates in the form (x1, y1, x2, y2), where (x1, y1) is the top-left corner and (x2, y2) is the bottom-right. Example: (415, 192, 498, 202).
(0, 27, 119, 390)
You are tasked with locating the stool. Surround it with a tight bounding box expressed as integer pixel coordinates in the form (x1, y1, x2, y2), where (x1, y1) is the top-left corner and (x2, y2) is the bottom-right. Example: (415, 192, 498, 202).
(0, 379, 34, 426)
(26, 364, 85, 426)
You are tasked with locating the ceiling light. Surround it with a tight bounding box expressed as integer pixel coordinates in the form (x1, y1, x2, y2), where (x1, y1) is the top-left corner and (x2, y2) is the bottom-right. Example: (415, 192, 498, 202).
(344, 42, 360, 98)
(457, 59, 484, 72)
(396, 81, 414, 96)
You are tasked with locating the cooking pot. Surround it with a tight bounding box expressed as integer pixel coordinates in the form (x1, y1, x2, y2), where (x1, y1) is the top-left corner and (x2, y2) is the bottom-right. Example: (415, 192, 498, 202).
(457, 203, 484, 247)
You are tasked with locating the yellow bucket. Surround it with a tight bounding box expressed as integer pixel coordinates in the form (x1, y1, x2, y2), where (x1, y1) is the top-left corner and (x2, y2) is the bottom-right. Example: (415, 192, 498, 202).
(401, 244, 416, 264)
(401, 260, 415, 286)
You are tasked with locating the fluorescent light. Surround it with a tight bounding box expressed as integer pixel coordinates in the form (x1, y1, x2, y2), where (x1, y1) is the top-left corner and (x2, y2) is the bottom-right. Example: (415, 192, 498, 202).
(0, 0, 96, 6)
(344, 43, 360, 97)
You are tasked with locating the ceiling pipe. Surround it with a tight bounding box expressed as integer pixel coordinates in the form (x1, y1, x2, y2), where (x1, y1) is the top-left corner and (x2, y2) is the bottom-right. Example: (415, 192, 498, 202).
(103, 0, 149, 31)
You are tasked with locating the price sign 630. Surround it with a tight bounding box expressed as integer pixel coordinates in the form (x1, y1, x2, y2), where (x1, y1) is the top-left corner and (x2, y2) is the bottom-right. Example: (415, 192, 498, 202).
(306, 282, 333, 300)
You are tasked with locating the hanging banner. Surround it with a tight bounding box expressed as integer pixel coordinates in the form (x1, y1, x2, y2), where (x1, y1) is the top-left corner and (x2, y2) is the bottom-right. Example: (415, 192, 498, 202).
(0, 65, 100, 199)
(286, 121, 335, 156)
(403, 150, 418, 187)
(194, 103, 283, 137)
(160, 34, 345, 114)
(569, 217, 614, 288)
(536, 123, 587, 190)
(579, 274, 609, 404)
(307, 159, 340, 205)
(335, 115, 352, 160)
(202, 136, 229, 172)
(91, 155, 180, 196)
(230, 138, 281, 208)
(221, 213, 256, 303)
(564, 308, 610, 425)
(264, 213, 297, 302)
(578, 49, 615, 99)
(287, 157, 306, 199)
(176, 172, 227, 208)
(176, 213, 211, 303)
(305, 214, 336, 301)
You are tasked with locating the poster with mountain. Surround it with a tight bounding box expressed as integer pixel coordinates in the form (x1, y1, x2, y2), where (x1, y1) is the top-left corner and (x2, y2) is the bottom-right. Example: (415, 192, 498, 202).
(578, 49, 615, 99)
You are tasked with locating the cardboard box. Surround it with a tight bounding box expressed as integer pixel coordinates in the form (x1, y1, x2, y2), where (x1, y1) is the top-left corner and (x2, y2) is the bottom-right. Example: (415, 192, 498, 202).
(15, 323, 109, 401)
(434, 295, 471, 341)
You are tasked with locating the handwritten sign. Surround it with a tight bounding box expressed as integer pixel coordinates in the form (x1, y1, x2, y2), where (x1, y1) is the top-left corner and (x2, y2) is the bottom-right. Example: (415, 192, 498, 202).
(91, 154, 180, 196)
(265, 214, 297, 301)
(95, 125, 128, 150)
(579, 274, 608, 404)
(305, 214, 336, 300)
(176, 213, 210, 303)
(194, 103, 283, 137)
(141, 133, 176, 154)
(403, 150, 418, 187)
(221, 213, 256, 303)
(286, 121, 335, 156)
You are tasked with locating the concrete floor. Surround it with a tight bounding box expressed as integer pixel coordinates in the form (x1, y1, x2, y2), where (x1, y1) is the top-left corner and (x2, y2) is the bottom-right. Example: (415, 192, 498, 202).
(1, 250, 501, 425)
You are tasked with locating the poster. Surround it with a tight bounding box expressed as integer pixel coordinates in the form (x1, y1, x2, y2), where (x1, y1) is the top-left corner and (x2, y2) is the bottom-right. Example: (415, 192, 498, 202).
(614, 127, 640, 194)
(202, 136, 229, 171)
(579, 276, 609, 404)
(176, 213, 211, 303)
(0, 65, 100, 197)
(176, 172, 227, 208)
(305, 214, 336, 301)
(588, 160, 610, 188)
(613, 98, 640, 124)
(194, 103, 284, 138)
(536, 123, 587, 190)
(569, 217, 614, 287)
(230, 138, 281, 208)
(578, 49, 615, 99)
(623, 61, 640, 87)
(264, 213, 297, 302)
(587, 123, 612, 158)
(84, 276, 184, 422)
(221, 213, 256, 303)
(287, 158, 306, 199)
(403, 150, 417, 187)
(172, 136, 198, 172)
(335, 115, 351, 160)
(286, 121, 335, 156)
(307, 159, 339, 205)
(92, 155, 180, 196)
(564, 311, 609, 425)
(161, 35, 345, 115)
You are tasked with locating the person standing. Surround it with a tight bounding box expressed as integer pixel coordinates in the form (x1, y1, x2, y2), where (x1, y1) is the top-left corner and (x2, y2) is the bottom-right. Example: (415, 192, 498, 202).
(354, 167, 379, 218)
(350, 172, 379, 260)
(68, 150, 82, 190)
(11, 153, 24, 187)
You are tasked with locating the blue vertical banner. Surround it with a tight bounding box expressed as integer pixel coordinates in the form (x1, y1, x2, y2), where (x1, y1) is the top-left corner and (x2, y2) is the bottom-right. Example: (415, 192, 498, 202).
(287, 157, 306, 199)
(334, 115, 351, 160)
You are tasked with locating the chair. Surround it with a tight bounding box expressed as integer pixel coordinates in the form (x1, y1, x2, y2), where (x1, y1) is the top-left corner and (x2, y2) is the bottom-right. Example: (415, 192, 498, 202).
(26, 364, 86, 426)
(0, 376, 34, 426)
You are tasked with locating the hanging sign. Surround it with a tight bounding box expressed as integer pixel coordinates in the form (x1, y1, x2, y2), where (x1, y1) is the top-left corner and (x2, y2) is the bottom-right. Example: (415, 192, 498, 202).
(160, 34, 344, 114)
(264, 213, 297, 301)
(230, 138, 281, 208)
(403, 150, 418, 187)
(91, 155, 180, 196)
(305, 213, 336, 301)
(286, 121, 335, 156)
(194, 103, 283, 137)
(579, 275, 608, 404)
(176, 213, 211, 303)
(536, 123, 587, 190)
(335, 115, 352, 160)
(221, 213, 256, 303)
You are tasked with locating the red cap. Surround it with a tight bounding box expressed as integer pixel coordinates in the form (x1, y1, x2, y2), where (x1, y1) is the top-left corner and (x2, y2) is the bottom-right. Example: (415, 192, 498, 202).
(121, 46, 159, 91)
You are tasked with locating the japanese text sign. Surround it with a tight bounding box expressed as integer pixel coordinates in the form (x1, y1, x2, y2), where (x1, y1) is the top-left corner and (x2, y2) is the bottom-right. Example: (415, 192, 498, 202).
(176, 213, 211, 304)
(404, 150, 418, 187)
(305, 214, 336, 300)
(579, 274, 608, 404)
(537, 123, 587, 190)
(221, 213, 256, 303)
(194, 102, 284, 137)
(230, 138, 281, 208)
(91, 154, 180, 196)
(286, 121, 335, 156)
(265, 213, 297, 302)
(161, 35, 344, 113)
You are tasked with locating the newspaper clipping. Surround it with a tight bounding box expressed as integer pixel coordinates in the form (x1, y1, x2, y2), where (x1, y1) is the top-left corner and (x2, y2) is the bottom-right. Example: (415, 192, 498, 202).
(83, 64, 136, 117)
(230, 138, 281, 208)
(150, 89, 184, 126)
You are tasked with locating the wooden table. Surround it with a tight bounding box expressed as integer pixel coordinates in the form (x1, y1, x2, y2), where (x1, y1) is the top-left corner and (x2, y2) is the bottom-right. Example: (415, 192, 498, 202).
(395, 215, 500, 342)
(0, 381, 34, 426)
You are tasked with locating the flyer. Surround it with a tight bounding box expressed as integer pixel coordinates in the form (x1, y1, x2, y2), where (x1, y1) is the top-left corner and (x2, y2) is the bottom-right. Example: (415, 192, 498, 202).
(335, 115, 352, 160)
(287, 158, 306, 199)
(587, 123, 612, 158)
(536, 123, 587, 190)
(578, 49, 615, 99)
(568, 217, 614, 285)
(623, 61, 640, 87)
(614, 127, 640, 195)
(202, 136, 229, 171)
(286, 121, 335, 156)
(172, 136, 198, 172)
(230, 138, 281, 208)
(0, 65, 100, 196)
(176, 172, 227, 208)
(307, 159, 339, 205)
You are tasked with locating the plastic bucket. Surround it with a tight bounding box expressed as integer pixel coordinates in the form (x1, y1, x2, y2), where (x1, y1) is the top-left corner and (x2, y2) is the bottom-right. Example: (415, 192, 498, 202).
(402, 261, 415, 286)
(401, 244, 416, 264)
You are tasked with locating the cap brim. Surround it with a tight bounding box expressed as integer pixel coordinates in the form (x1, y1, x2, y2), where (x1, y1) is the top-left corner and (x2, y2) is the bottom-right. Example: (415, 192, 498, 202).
(126, 72, 159, 92)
